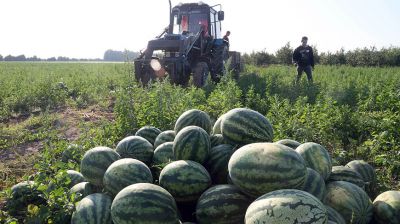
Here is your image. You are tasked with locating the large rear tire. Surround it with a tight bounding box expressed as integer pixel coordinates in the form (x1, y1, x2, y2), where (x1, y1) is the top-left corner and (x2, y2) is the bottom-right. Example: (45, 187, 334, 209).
(210, 44, 228, 83)
(193, 62, 209, 88)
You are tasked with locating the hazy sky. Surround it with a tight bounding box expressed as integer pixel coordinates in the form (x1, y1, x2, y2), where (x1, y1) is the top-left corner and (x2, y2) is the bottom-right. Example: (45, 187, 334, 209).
(1, 0, 400, 59)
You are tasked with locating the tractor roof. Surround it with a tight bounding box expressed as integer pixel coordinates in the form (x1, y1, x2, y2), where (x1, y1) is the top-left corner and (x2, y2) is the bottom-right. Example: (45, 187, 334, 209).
(172, 2, 212, 13)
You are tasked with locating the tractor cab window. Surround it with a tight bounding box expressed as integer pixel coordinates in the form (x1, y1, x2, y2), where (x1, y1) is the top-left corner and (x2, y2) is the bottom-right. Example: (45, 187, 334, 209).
(188, 13, 208, 35)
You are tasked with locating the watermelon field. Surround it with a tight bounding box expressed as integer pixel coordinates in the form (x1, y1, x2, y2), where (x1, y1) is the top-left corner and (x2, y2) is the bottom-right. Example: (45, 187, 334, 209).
(0, 62, 400, 223)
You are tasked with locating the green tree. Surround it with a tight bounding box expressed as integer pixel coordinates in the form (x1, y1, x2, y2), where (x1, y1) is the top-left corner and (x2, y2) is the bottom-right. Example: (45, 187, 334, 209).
(275, 42, 293, 65)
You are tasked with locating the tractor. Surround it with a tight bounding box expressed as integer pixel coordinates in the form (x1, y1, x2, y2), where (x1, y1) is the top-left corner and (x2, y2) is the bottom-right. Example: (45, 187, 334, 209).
(134, 1, 242, 87)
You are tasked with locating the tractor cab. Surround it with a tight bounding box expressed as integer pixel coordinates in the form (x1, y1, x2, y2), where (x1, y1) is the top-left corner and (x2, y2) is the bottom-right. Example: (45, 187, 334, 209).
(169, 2, 224, 39)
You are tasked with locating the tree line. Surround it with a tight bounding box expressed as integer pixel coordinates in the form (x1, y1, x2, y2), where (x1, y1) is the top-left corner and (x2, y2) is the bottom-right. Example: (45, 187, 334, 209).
(0, 50, 139, 62)
(243, 43, 400, 67)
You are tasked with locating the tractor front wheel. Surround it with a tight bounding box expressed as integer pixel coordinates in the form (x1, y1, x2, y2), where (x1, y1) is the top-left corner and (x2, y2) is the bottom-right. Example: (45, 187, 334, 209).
(193, 62, 209, 87)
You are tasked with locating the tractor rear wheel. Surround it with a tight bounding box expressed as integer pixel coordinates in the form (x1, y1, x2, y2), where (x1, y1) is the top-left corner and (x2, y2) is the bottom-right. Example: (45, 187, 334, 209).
(193, 62, 209, 87)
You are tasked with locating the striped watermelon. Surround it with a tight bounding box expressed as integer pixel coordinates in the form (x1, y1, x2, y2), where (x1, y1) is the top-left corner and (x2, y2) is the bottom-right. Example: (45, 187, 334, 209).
(324, 181, 373, 224)
(69, 182, 96, 199)
(204, 144, 234, 184)
(80, 146, 121, 186)
(212, 114, 225, 135)
(173, 126, 210, 164)
(275, 139, 301, 149)
(221, 108, 273, 145)
(328, 166, 365, 189)
(300, 168, 326, 201)
(228, 143, 307, 198)
(135, 126, 162, 146)
(71, 193, 112, 224)
(115, 136, 153, 164)
(296, 142, 332, 181)
(66, 170, 86, 188)
(153, 142, 175, 165)
(174, 109, 212, 134)
(111, 183, 180, 224)
(154, 130, 175, 149)
(196, 184, 252, 224)
(373, 191, 400, 224)
(210, 134, 225, 147)
(10, 181, 36, 198)
(159, 160, 211, 202)
(245, 189, 328, 223)
(346, 160, 377, 197)
(326, 205, 346, 224)
(103, 158, 153, 195)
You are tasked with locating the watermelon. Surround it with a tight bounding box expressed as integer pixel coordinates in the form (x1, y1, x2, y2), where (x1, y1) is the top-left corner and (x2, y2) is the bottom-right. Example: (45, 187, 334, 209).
(69, 182, 96, 199)
(174, 109, 212, 134)
(159, 160, 211, 202)
(275, 139, 301, 149)
(346, 160, 377, 197)
(204, 144, 234, 184)
(326, 205, 346, 224)
(80, 146, 121, 186)
(103, 158, 153, 195)
(212, 114, 225, 135)
(210, 134, 225, 147)
(10, 181, 36, 198)
(196, 184, 252, 224)
(135, 126, 162, 146)
(300, 168, 326, 201)
(373, 191, 400, 224)
(115, 136, 153, 164)
(221, 108, 273, 145)
(328, 166, 365, 189)
(66, 170, 86, 188)
(324, 181, 373, 224)
(173, 126, 210, 164)
(111, 183, 180, 224)
(228, 143, 307, 198)
(296, 142, 332, 181)
(71, 193, 112, 224)
(245, 189, 328, 223)
(153, 142, 175, 165)
(154, 130, 175, 149)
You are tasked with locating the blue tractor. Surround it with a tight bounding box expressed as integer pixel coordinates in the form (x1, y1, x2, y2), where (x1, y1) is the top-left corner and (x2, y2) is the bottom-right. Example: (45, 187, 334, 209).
(134, 1, 241, 87)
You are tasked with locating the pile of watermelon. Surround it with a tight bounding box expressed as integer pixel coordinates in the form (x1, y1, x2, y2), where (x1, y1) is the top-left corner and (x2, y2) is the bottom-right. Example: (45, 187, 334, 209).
(9, 108, 400, 224)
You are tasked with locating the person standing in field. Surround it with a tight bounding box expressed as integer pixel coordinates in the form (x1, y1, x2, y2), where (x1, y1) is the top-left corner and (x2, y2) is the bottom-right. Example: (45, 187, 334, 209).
(292, 36, 315, 83)
(223, 31, 231, 47)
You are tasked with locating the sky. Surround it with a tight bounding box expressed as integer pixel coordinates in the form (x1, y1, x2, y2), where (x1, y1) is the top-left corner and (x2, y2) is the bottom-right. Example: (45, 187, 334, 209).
(1, 0, 400, 59)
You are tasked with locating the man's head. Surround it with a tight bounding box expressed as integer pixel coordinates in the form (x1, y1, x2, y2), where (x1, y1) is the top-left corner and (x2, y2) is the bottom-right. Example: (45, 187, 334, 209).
(301, 36, 308, 46)
(226, 31, 231, 36)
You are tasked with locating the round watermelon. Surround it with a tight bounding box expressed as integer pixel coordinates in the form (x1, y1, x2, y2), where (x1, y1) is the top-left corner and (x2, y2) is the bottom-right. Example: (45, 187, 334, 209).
(326, 205, 346, 224)
(324, 181, 373, 224)
(135, 126, 162, 146)
(296, 142, 332, 181)
(115, 136, 153, 164)
(373, 191, 400, 224)
(275, 138, 301, 149)
(66, 170, 86, 188)
(80, 146, 121, 186)
(153, 142, 175, 165)
(154, 130, 175, 149)
(159, 160, 211, 202)
(245, 189, 327, 223)
(173, 126, 210, 164)
(204, 144, 234, 184)
(210, 134, 225, 147)
(196, 184, 252, 224)
(212, 114, 225, 135)
(103, 158, 153, 195)
(300, 168, 326, 201)
(174, 109, 212, 134)
(111, 183, 180, 224)
(69, 182, 96, 199)
(221, 108, 273, 145)
(228, 143, 307, 198)
(328, 166, 365, 189)
(71, 193, 112, 224)
(346, 160, 377, 197)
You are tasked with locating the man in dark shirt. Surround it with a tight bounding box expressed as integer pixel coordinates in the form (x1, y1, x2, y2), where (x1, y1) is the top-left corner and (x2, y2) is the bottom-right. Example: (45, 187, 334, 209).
(292, 36, 315, 83)
(223, 31, 230, 47)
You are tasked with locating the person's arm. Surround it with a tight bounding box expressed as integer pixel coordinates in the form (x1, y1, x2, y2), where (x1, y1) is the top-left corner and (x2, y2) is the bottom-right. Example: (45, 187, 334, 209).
(309, 47, 315, 68)
(292, 48, 299, 64)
